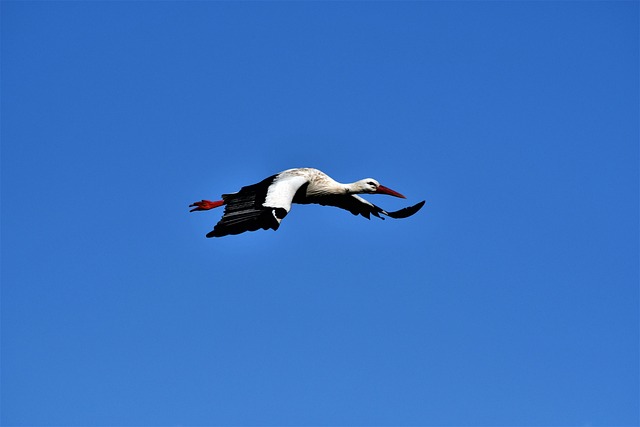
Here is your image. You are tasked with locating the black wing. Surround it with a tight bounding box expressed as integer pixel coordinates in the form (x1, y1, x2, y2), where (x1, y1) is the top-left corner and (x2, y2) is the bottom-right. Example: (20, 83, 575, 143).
(207, 173, 309, 238)
(207, 175, 282, 238)
(385, 200, 426, 219)
(312, 195, 425, 220)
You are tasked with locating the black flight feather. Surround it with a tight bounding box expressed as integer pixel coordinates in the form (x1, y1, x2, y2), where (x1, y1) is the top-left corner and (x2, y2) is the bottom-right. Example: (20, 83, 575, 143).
(384, 200, 426, 219)
(207, 174, 280, 238)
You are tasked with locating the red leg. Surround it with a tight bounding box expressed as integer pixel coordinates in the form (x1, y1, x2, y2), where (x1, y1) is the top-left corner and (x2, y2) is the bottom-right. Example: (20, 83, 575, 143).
(189, 199, 225, 212)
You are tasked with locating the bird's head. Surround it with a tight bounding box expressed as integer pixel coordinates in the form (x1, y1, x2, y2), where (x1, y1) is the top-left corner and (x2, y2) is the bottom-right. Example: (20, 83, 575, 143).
(353, 178, 406, 198)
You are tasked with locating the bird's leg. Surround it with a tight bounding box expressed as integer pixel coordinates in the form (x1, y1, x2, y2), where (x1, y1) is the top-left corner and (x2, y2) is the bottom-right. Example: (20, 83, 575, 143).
(189, 199, 225, 212)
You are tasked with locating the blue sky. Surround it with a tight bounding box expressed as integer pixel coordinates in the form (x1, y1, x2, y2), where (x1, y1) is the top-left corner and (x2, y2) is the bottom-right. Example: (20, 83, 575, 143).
(1, 1, 638, 426)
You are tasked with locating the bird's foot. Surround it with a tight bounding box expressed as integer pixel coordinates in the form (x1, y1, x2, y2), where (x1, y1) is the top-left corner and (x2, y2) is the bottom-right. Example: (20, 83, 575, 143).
(189, 199, 224, 212)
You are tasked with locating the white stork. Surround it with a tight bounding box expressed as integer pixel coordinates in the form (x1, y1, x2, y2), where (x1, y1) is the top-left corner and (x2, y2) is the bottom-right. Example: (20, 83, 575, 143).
(190, 167, 425, 238)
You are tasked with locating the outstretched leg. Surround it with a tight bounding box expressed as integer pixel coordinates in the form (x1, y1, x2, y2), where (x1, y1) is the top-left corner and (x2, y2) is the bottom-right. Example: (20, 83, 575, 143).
(189, 199, 225, 212)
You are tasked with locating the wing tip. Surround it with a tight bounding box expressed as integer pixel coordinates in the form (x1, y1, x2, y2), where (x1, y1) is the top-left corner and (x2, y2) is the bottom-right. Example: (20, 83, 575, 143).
(385, 200, 426, 219)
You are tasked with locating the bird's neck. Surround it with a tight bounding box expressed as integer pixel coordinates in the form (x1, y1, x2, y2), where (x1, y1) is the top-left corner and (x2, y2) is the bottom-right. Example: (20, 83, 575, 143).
(343, 182, 362, 195)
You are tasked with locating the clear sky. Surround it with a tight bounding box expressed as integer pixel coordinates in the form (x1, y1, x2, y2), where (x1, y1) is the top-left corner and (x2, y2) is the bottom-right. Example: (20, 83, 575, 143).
(1, 1, 638, 426)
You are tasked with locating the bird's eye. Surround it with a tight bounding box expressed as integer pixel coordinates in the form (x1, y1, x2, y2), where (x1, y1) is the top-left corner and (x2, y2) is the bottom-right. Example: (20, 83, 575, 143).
(367, 181, 376, 187)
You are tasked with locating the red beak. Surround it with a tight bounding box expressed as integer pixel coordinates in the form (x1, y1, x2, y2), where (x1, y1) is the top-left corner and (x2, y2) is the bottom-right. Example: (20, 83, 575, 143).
(375, 185, 406, 198)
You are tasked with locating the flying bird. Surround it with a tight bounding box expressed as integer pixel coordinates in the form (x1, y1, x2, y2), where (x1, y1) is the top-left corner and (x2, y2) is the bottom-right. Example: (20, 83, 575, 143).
(190, 167, 425, 238)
